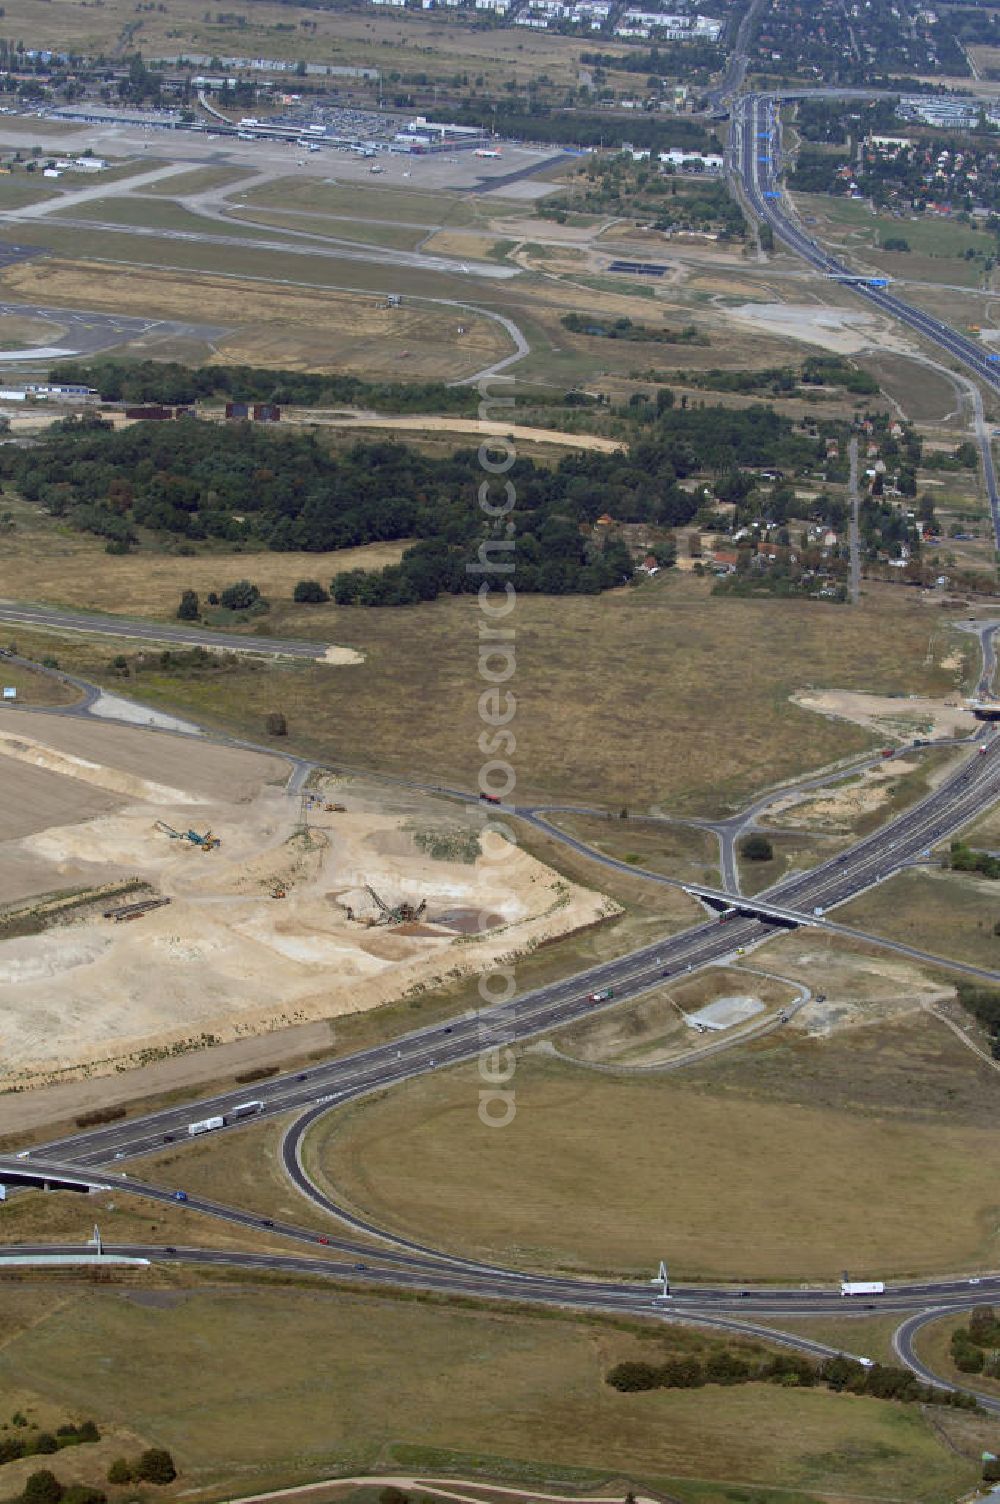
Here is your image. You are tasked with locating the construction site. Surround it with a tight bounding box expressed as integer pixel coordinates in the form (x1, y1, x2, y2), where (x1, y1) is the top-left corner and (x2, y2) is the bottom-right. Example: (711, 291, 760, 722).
(0, 713, 612, 1091)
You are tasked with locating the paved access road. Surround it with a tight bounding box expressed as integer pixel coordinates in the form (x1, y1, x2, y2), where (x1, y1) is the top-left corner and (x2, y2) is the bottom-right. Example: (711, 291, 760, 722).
(0, 601, 331, 659)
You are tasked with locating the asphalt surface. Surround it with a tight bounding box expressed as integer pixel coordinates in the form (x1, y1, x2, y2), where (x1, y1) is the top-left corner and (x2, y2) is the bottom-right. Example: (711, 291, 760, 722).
(0, 300, 226, 360)
(32, 212, 519, 283)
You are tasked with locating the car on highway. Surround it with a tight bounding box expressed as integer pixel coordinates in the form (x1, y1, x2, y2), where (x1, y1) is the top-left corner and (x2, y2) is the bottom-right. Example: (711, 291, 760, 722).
(318, 1236, 330, 1245)
(174, 1190, 188, 1202)
(261, 1218, 274, 1227)
(588, 988, 614, 1004)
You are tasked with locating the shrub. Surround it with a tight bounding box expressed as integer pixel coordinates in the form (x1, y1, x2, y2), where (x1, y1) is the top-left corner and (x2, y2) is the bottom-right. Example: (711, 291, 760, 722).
(605, 1361, 660, 1392)
(75, 1106, 127, 1130)
(379, 1490, 409, 1504)
(234, 1066, 278, 1084)
(265, 711, 287, 737)
(62, 1487, 106, 1504)
(23, 1471, 63, 1504)
(740, 833, 774, 862)
(105, 1461, 131, 1486)
(293, 579, 329, 604)
(134, 1449, 176, 1485)
(33, 1436, 57, 1456)
(219, 580, 259, 612)
(176, 589, 199, 621)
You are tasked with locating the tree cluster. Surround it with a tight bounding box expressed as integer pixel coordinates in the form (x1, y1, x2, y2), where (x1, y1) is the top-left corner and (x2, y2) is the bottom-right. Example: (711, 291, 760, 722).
(679, 357, 878, 397)
(0, 1424, 100, 1467)
(956, 983, 1000, 1059)
(106, 1449, 176, 1486)
(47, 360, 482, 418)
(606, 1351, 976, 1406)
(6, 403, 833, 604)
(562, 313, 708, 346)
(949, 839, 1000, 880)
(951, 1305, 1000, 1375)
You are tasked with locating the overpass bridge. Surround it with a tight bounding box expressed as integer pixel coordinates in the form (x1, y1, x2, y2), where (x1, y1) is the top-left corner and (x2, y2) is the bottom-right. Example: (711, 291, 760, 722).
(0, 1159, 114, 1194)
(680, 885, 815, 927)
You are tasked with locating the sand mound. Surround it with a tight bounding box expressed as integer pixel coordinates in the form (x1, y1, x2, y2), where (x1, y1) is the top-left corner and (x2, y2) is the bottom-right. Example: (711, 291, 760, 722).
(0, 729, 205, 805)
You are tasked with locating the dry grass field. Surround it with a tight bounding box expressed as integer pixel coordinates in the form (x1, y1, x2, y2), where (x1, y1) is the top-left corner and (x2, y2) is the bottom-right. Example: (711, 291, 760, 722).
(0, 660, 81, 708)
(227, 207, 432, 253)
(240, 177, 479, 228)
(302, 1047, 1000, 1279)
(539, 813, 719, 886)
(1, 567, 971, 815)
(0, 0, 626, 88)
(1, 498, 410, 616)
(836, 867, 1000, 971)
(0, 1280, 984, 1502)
(0, 257, 509, 378)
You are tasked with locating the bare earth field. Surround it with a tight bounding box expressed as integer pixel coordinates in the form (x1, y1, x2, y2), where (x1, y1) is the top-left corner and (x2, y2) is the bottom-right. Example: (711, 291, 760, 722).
(0, 713, 609, 1089)
(552, 965, 799, 1066)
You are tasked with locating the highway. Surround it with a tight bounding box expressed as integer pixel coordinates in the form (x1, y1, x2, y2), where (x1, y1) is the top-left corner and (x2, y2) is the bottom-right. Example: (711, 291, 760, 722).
(731, 92, 1000, 547)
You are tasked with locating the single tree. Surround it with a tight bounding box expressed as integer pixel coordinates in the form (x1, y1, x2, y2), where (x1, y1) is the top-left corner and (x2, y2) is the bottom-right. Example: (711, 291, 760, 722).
(265, 711, 287, 737)
(740, 833, 774, 862)
(106, 1460, 131, 1486)
(176, 589, 199, 621)
(134, 1449, 177, 1485)
(23, 1471, 63, 1504)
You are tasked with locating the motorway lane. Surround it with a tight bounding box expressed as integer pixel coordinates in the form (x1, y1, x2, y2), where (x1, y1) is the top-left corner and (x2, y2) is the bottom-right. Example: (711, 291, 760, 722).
(892, 1308, 1000, 1411)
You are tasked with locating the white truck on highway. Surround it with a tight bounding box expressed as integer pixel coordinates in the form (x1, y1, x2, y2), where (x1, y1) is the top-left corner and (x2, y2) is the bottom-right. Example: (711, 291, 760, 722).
(841, 1280, 884, 1297)
(188, 1116, 225, 1136)
(225, 1101, 264, 1123)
